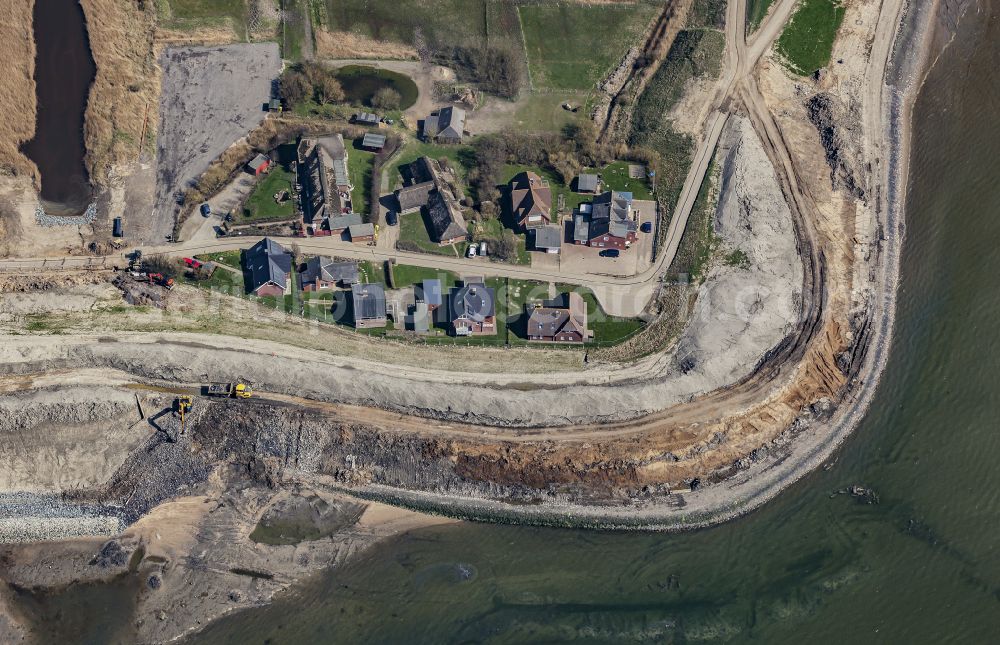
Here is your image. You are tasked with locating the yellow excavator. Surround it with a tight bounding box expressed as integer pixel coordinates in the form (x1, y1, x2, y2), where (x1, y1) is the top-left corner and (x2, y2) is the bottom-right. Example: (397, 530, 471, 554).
(175, 395, 193, 434)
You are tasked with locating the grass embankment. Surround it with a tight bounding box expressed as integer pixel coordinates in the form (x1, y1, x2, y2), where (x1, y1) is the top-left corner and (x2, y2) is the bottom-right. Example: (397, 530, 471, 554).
(157, 0, 248, 38)
(630, 28, 724, 219)
(517, 2, 659, 90)
(746, 0, 776, 32)
(667, 156, 720, 282)
(776, 0, 847, 75)
(0, 2, 37, 180)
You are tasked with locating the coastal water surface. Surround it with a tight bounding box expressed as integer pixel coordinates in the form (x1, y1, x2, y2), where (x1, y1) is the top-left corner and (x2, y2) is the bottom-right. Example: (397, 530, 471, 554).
(187, 5, 1000, 643)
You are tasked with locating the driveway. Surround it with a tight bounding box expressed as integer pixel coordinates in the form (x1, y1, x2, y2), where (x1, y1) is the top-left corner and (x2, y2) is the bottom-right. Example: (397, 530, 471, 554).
(178, 172, 258, 243)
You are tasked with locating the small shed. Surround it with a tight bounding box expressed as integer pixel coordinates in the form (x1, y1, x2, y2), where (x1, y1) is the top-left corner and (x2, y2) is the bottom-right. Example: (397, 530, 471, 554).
(361, 133, 387, 151)
(348, 222, 376, 242)
(576, 173, 599, 194)
(268, 98, 282, 113)
(246, 153, 270, 176)
(352, 112, 380, 127)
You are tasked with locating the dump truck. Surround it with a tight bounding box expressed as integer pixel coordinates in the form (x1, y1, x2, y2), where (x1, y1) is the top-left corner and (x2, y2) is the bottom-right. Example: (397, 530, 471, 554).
(206, 379, 253, 398)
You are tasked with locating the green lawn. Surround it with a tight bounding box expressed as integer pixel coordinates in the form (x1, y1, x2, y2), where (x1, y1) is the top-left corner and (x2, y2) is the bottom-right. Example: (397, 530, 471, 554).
(388, 264, 459, 289)
(747, 0, 776, 31)
(518, 3, 659, 90)
(513, 92, 588, 133)
(242, 166, 297, 222)
(347, 144, 376, 215)
(195, 250, 242, 270)
(597, 161, 655, 201)
(397, 212, 458, 256)
(358, 260, 386, 284)
(776, 0, 847, 75)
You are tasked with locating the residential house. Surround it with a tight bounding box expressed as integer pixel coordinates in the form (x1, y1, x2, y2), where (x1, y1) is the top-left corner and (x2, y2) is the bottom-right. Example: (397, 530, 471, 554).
(423, 106, 466, 144)
(573, 190, 637, 250)
(418, 279, 443, 311)
(246, 153, 270, 176)
(532, 225, 562, 254)
(298, 135, 352, 227)
(348, 222, 376, 243)
(352, 112, 380, 127)
(351, 283, 387, 328)
(449, 281, 496, 336)
(361, 133, 386, 151)
(427, 191, 468, 245)
(300, 257, 359, 292)
(328, 212, 363, 234)
(575, 173, 599, 194)
(526, 292, 588, 343)
(509, 171, 552, 230)
(244, 237, 292, 297)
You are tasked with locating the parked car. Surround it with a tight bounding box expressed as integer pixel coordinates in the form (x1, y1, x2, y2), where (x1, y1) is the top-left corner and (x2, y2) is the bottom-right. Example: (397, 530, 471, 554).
(385, 211, 398, 226)
(640, 221, 653, 233)
(183, 257, 203, 269)
(200, 203, 211, 217)
(599, 249, 620, 258)
(467, 245, 477, 258)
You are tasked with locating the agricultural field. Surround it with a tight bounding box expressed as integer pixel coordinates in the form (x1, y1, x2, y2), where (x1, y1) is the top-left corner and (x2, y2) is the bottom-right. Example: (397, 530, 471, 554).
(776, 0, 847, 75)
(157, 0, 249, 39)
(518, 2, 660, 90)
(242, 166, 297, 222)
(630, 28, 725, 214)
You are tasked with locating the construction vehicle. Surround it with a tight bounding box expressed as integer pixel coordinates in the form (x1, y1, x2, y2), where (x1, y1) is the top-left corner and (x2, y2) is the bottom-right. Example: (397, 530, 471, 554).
(175, 396, 193, 434)
(147, 272, 175, 290)
(206, 378, 253, 399)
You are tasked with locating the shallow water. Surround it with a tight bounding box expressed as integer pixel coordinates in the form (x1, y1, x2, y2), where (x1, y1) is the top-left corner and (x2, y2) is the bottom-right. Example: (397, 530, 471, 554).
(185, 5, 1000, 643)
(20, 0, 96, 214)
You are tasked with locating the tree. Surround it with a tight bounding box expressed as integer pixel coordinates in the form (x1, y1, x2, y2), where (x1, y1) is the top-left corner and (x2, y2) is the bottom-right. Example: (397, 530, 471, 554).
(494, 230, 519, 263)
(280, 70, 312, 106)
(316, 76, 345, 104)
(371, 86, 401, 110)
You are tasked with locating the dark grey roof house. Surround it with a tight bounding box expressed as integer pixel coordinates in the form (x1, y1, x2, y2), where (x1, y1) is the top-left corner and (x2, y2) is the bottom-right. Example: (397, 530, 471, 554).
(351, 283, 387, 328)
(396, 181, 435, 213)
(300, 257, 359, 290)
(245, 237, 292, 297)
(427, 191, 468, 244)
(589, 190, 636, 240)
(424, 106, 466, 143)
(449, 282, 496, 335)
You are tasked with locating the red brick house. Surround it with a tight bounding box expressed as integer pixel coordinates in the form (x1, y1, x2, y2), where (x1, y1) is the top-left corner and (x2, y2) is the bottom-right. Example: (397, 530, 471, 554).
(526, 292, 588, 343)
(510, 171, 552, 229)
(449, 282, 496, 336)
(572, 190, 637, 250)
(244, 238, 291, 297)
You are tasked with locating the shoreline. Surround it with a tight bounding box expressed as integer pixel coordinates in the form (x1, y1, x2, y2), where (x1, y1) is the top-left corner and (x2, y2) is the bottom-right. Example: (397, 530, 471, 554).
(319, 0, 941, 532)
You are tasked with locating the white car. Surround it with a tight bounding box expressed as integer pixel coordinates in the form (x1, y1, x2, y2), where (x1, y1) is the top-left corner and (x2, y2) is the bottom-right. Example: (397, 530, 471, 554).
(467, 246, 477, 258)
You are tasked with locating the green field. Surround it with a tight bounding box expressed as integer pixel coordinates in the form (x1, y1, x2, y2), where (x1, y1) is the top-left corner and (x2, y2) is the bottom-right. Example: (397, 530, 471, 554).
(513, 92, 589, 133)
(158, 0, 248, 37)
(747, 0, 776, 31)
(518, 3, 659, 90)
(321, 0, 489, 50)
(242, 166, 297, 222)
(776, 0, 847, 75)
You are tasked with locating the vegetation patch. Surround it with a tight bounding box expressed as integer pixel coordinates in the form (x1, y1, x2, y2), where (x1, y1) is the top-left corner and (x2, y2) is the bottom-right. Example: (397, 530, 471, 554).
(158, 0, 248, 38)
(398, 212, 459, 256)
(629, 29, 725, 217)
(667, 156, 719, 282)
(242, 166, 297, 222)
(776, 0, 847, 75)
(517, 3, 659, 90)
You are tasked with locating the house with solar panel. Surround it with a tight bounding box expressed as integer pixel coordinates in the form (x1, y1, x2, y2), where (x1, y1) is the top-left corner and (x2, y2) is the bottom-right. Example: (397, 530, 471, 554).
(351, 283, 387, 328)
